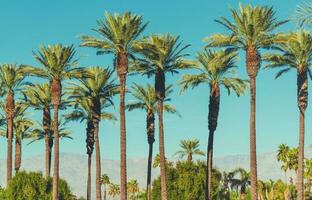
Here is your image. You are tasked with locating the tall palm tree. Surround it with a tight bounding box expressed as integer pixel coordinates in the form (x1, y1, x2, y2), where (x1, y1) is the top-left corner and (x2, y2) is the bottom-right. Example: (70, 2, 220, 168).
(205, 4, 287, 199)
(175, 139, 205, 162)
(126, 83, 178, 200)
(25, 44, 84, 200)
(263, 31, 312, 199)
(108, 183, 121, 200)
(180, 48, 247, 199)
(132, 34, 192, 199)
(22, 83, 53, 176)
(101, 174, 110, 200)
(80, 12, 147, 200)
(66, 66, 117, 200)
(127, 179, 139, 200)
(0, 64, 28, 183)
(230, 168, 250, 200)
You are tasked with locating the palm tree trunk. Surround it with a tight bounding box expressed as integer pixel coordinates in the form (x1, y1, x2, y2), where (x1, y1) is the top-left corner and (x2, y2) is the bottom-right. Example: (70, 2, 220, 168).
(187, 154, 193, 162)
(52, 78, 61, 200)
(14, 138, 21, 173)
(87, 154, 92, 200)
(246, 46, 259, 200)
(43, 107, 51, 177)
(155, 69, 167, 200)
(94, 120, 102, 200)
(206, 85, 220, 200)
(117, 51, 128, 200)
(52, 104, 59, 200)
(104, 186, 107, 200)
(5, 91, 15, 184)
(297, 69, 308, 200)
(146, 111, 155, 200)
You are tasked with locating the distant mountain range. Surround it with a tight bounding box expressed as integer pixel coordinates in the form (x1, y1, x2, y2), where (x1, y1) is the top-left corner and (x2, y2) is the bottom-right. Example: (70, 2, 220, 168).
(2, 149, 311, 199)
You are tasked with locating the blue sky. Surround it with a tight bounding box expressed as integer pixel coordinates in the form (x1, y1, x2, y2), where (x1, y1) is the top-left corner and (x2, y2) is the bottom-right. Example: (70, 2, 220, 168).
(0, 0, 308, 161)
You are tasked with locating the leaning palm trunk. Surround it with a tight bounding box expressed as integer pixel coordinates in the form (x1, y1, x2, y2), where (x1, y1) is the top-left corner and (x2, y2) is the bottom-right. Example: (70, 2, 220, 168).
(5, 91, 15, 183)
(297, 67, 308, 200)
(246, 46, 259, 200)
(43, 107, 51, 177)
(14, 138, 21, 173)
(52, 79, 61, 200)
(86, 120, 95, 200)
(155, 69, 167, 200)
(116, 51, 128, 200)
(206, 84, 220, 200)
(146, 110, 155, 200)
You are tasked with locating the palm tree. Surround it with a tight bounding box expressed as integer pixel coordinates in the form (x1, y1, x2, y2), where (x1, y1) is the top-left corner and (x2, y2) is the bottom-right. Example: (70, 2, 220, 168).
(22, 83, 53, 177)
(101, 174, 110, 200)
(66, 66, 117, 200)
(132, 34, 192, 199)
(126, 83, 178, 200)
(175, 139, 205, 162)
(263, 31, 312, 200)
(305, 158, 312, 196)
(295, 1, 312, 27)
(127, 179, 139, 200)
(0, 64, 28, 183)
(277, 144, 291, 182)
(80, 12, 147, 200)
(180, 48, 247, 199)
(230, 168, 250, 200)
(108, 183, 121, 200)
(25, 44, 84, 200)
(205, 4, 287, 199)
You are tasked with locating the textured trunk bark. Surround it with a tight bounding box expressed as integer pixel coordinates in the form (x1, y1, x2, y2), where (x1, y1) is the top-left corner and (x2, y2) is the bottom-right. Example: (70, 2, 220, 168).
(87, 154, 92, 200)
(43, 107, 51, 177)
(155, 69, 167, 200)
(246, 46, 259, 200)
(146, 111, 155, 200)
(297, 68, 308, 200)
(94, 120, 102, 200)
(116, 51, 128, 200)
(206, 84, 220, 200)
(52, 78, 61, 200)
(104, 187, 107, 200)
(14, 138, 21, 173)
(187, 154, 192, 162)
(5, 92, 15, 184)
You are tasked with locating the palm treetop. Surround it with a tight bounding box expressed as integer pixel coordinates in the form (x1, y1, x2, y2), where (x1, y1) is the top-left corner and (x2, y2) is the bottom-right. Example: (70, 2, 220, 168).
(131, 33, 193, 76)
(175, 139, 205, 159)
(81, 12, 148, 55)
(205, 3, 287, 49)
(126, 83, 179, 115)
(294, 1, 312, 27)
(180, 48, 247, 96)
(22, 83, 51, 109)
(0, 64, 28, 94)
(263, 30, 312, 76)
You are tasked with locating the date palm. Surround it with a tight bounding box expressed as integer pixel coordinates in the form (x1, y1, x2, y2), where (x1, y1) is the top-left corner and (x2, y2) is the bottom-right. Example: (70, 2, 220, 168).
(175, 139, 205, 162)
(205, 4, 287, 199)
(127, 179, 139, 200)
(277, 144, 291, 182)
(0, 64, 28, 183)
(230, 168, 250, 200)
(263, 30, 312, 199)
(81, 12, 147, 200)
(108, 183, 121, 200)
(126, 83, 178, 200)
(24, 44, 84, 200)
(101, 174, 110, 200)
(180, 48, 247, 199)
(132, 34, 192, 199)
(66, 66, 117, 200)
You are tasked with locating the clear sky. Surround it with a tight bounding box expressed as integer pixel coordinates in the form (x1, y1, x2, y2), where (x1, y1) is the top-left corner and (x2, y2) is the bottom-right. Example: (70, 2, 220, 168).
(0, 0, 308, 160)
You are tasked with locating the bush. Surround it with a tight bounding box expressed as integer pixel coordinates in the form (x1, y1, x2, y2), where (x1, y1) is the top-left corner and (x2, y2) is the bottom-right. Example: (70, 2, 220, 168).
(0, 171, 75, 200)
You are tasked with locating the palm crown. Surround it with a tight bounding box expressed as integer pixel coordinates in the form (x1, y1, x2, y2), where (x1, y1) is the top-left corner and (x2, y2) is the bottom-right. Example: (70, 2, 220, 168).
(180, 49, 247, 95)
(175, 139, 205, 160)
(0, 64, 27, 95)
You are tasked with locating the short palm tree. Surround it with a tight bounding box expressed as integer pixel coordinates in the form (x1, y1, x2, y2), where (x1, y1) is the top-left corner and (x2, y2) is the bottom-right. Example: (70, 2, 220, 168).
(25, 44, 84, 200)
(132, 33, 192, 199)
(100, 174, 110, 200)
(175, 139, 205, 162)
(263, 31, 312, 199)
(180, 48, 247, 199)
(66, 66, 117, 200)
(127, 179, 139, 200)
(126, 83, 178, 200)
(230, 168, 250, 200)
(277, 144, 291, 182)
(81, 12, 147, 200)
(205, 4, 287, 199)
(0, 64, 28, 183)
(108, 183, 121, 200)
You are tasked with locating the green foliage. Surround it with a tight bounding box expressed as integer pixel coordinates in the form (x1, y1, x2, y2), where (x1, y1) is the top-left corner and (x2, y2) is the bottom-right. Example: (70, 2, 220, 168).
(151, 161, 221, 200)
(0, 171, 74, 200)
